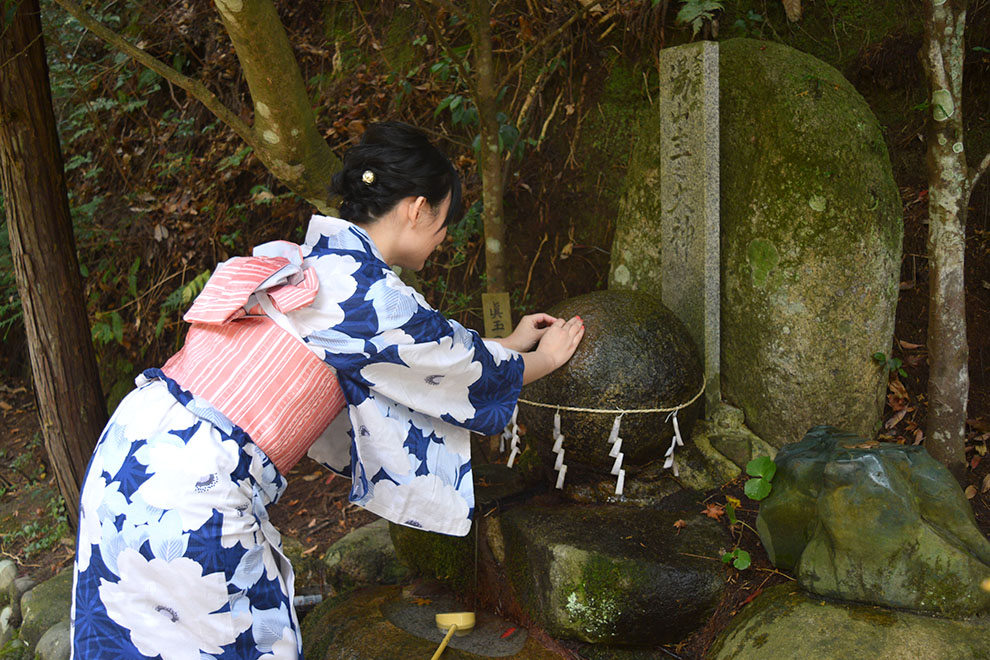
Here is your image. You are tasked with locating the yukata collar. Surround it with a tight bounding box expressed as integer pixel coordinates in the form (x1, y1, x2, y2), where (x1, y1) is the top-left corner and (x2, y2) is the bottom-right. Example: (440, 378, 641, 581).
(305, 214, 388, 266)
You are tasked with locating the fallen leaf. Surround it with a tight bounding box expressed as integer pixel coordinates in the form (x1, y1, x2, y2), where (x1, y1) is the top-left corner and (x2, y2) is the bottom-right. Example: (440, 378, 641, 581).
(982, 474, 990, 493)
(885, 408, 909, 429)
(701, 503, 725, 521)
(971, 455, 982, 470)
(0, 401, 11, 411)
(913, 429, 924, 445)
(500, 627, 517, 639)
(302, 471, 323, 482)
(673, 519, 687, 533)
(976, 443, 988, 456)
(968, 418, 990, 433)
(301, 545, 319, 556)
(725, 496, 741, 509)
(411, 597, 432, 606)
(965, 485, 978, 499)
(898, 339, 924, 350)
(740, 587, 763, 606)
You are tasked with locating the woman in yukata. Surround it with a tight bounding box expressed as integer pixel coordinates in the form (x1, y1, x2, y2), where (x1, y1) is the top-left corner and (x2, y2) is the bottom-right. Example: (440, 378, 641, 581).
(70, 121, 585, 660)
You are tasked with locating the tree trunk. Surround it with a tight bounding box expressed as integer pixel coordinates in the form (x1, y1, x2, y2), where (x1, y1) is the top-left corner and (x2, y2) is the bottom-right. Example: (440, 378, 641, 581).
(0, 0, 108, 528)
(921, 0, 969, 481)
(473, 0, 507, 293)
(212, 0, 339, 212)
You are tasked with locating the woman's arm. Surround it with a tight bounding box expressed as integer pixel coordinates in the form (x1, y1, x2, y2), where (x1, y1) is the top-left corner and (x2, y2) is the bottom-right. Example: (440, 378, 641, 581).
(509, 315, 585, 385)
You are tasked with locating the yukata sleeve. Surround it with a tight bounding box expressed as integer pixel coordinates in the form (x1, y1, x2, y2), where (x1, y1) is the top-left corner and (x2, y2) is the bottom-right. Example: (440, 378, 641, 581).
(358, 298, 525, 436)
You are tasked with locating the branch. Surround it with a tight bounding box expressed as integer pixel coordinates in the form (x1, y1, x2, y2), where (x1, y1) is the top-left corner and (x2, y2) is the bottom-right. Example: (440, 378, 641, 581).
(498, 1, 596, 90)
(412, 0, 478, 99)
(51, 0, 260, 153)
(970, 149, 990, 195)
(419, 0, 472, 26)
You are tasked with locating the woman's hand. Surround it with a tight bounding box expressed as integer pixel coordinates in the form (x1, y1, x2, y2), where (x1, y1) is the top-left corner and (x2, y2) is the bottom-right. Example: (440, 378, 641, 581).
(520, 315, 585, 385)
(500, 313, 558, 352)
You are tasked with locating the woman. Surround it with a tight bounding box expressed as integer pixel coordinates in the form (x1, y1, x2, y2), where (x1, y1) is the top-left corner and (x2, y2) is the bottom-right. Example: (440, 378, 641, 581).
(71, 122, 584, 659)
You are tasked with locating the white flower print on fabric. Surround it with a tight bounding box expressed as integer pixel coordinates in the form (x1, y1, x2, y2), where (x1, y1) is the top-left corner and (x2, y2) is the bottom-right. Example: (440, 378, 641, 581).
(259, 626, 299, 660)
(306, 411, 353, 475)
(360, 335, 482, 423)
(133, 427, 239, 532)
(367, 277, 421, 330)
(287, 253, 360, 336)
(351, 399, 414, 478)
(99, 548, 250, 660)
(368, 474, 470, 532)
(76, 467, 126, 572)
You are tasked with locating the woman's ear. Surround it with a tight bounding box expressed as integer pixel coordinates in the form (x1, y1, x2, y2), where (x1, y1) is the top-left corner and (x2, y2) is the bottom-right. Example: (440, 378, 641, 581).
(405, 195, 429, 227)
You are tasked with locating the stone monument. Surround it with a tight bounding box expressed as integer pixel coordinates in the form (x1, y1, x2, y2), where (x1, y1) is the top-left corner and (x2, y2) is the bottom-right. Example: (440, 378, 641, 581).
(658, 41, 720, 415)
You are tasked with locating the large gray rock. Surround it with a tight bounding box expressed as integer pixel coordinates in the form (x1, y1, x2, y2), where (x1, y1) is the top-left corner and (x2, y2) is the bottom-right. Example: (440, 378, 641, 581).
(757, 426, 990, 617)
(611, 38, 902, 449)
(519, 290, 704, 475)
(718, 38, 902, 447)
(18, 569, 71, 649)
(0, 560, 16, 609)
(322, 519, 410, 591)
(500, 504, 727, 645)
(707, 584, 990, 660)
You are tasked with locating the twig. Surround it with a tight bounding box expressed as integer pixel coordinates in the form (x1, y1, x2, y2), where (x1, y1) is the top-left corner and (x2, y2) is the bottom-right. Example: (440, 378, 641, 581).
(412, 0, 479, 100)
(498, 1, 597, 89)
(538, 91, 563, 146)
(521, 233, 548, 302)
(970, 149, 990, 193)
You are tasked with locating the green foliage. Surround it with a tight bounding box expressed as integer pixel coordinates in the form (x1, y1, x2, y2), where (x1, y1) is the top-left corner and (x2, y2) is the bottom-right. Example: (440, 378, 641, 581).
(873, 351, 908, 379)
(157, 269, 211, 337)
(732, 9, 765, 37)
(7, 493, 70, 559)
(676, 0, 724, 37)
(744, 455, 776, 501)
(721, 547, 751, 570)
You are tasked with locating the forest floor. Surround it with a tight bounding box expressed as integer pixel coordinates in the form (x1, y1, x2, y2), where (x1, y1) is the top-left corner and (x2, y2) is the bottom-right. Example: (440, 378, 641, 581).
(2, 188, 990, 656)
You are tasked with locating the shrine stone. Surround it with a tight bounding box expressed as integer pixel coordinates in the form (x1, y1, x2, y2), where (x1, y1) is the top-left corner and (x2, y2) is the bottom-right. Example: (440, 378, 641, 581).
(518, 290, 703, 477)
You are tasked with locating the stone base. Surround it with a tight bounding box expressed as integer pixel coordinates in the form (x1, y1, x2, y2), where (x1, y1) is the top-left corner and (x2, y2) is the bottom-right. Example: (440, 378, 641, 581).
(299, 584, 563, 660)
(708, 584, 990, 660)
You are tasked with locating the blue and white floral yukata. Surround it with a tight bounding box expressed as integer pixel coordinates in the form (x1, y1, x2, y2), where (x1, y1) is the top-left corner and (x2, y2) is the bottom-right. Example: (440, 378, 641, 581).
(71, 215, 525, 659)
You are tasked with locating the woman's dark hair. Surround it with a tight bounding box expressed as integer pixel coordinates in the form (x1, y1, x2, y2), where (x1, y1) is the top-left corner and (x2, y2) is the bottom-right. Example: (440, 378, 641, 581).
(332, 122, 463, 227)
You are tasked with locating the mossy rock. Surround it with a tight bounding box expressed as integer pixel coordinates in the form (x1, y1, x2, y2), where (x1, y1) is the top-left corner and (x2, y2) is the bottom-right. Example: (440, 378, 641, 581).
(719, 38, 903, 447)
(519, 290, 703, 476)
(707, 583, 990, 660)
(18, 568, 71, 649)
(500, 503, 727, 645)
(757, 426, 990, 617)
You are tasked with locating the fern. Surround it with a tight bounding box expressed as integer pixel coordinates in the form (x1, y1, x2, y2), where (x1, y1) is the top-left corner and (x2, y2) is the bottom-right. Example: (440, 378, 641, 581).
(676, 0, 724, 36)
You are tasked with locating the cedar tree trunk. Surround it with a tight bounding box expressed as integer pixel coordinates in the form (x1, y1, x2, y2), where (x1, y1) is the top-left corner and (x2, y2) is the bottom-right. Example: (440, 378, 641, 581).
(0, 0, 107, 528)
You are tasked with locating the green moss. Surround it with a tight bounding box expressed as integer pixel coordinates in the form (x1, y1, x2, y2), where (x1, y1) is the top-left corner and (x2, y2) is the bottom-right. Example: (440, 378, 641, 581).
(747, 239, 779, 289)
(388, 523, 474, 592)
(558, 553, 640, 640)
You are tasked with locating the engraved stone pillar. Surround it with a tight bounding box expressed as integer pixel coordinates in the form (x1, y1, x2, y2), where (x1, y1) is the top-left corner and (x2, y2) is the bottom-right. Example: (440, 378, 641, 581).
(658, 41, 720, 414)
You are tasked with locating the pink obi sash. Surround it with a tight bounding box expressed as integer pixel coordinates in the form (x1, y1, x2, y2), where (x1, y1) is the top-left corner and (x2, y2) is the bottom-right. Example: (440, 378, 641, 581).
(162, 242, 346, 475)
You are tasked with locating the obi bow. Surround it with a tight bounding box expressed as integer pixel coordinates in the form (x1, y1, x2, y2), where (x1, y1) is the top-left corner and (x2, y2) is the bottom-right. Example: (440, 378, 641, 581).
(183, 240, 319, 325)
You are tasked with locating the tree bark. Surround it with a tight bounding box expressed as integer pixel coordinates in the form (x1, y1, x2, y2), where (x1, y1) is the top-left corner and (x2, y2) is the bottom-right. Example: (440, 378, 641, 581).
(921, 0, 969, 481)
(0, 0, 108, 528)
(473, 0, 507, 293)
(212, 0, 339, 212)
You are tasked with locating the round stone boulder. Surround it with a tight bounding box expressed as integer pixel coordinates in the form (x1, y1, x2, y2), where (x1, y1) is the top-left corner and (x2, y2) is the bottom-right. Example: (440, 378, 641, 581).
(518, 290, 703, 475)
(718, 38, 903, 447)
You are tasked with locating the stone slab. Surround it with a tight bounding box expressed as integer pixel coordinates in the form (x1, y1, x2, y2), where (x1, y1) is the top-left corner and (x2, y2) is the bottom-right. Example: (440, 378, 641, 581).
(658, 41, 720, 415)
